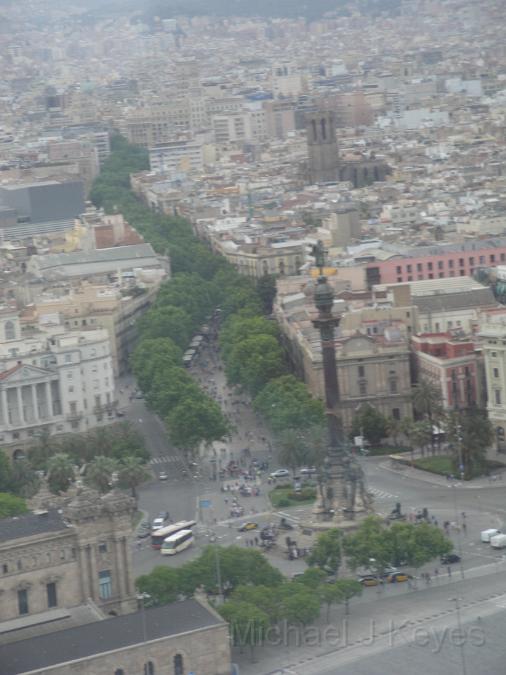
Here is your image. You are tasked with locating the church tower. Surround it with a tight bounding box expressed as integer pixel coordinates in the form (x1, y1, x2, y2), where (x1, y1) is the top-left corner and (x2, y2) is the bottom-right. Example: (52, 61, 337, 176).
(306, 110, 339, 184)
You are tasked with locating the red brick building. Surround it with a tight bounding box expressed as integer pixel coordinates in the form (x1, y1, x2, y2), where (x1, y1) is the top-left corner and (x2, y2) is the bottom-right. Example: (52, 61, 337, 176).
(411, 333, 484, 409)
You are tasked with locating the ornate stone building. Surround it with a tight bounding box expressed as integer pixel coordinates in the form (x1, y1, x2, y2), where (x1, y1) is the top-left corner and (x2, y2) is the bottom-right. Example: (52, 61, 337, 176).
(0, 486, 136, 623)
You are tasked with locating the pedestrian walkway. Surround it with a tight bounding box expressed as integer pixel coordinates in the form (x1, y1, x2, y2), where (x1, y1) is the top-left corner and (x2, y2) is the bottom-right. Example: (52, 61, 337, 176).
(381, 459, 505, 489)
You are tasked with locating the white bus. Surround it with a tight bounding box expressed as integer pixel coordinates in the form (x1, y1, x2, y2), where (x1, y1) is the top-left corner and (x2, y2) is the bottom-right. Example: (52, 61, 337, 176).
(161, 529, 194, 555)
(151, 520, 196, 549)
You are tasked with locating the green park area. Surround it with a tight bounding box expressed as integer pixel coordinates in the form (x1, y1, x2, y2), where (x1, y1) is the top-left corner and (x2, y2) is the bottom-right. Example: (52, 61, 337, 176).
(269, 485, 317, 508)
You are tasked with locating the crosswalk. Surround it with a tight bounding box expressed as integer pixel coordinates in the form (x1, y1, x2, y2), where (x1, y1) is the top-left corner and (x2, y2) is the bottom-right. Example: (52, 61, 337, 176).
(149, 455, 183, 465)
(368, 486, 398, 500)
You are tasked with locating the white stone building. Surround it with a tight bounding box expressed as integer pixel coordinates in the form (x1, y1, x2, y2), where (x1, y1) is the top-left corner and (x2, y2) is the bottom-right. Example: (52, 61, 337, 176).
(0, 310, 116, 458)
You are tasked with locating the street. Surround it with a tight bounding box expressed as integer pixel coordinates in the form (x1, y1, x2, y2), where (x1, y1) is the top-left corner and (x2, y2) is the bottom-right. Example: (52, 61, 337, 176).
(120, 336, 506, 672)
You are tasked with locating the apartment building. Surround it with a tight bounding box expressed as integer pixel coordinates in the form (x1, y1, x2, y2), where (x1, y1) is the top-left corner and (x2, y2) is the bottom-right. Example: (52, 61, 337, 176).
(365, 237, 506, 287)
(480, 322, 506, 453)
(0, 310, 116, 458)
(411, 332, 483, 409)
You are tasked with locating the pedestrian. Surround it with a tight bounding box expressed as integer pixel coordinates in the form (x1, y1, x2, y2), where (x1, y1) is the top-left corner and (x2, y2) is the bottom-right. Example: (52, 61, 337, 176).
(434, 567, 439, 578)
(254, 536, 259, 546)
(447, 565, 452, 577)
(462, 521, 467, 534)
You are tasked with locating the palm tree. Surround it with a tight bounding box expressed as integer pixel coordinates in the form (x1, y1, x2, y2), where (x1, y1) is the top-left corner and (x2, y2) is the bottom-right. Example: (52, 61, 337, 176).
(412, 379, 443, 451)
(47, 453, 75, 494)
(277, 429, 308, 477)
(85, 456, 119, 493)
(117, 456, 150, 500)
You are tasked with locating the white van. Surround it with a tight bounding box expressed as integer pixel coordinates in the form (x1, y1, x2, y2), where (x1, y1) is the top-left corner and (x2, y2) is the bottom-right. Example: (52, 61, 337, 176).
(481, 528, 501, 543)
(490, 534, 506, 549)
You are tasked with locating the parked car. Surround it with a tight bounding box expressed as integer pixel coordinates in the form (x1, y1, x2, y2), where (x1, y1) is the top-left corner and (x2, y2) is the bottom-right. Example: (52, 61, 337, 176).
(135, 391, 144, 399)
(358, 575, 380, 587)
(137, 524, 151, 539)
(481, 528, 501, 542)
(158, 472, 168, 481)
(441, 553, 461, 564)
(300, 467, 317, 476)
(115, 410, 125, 418)
(270, 469, 290, 479)
(385, 572, 411, 583)
(380, 565, 399, 577)
(152, 511, 169, 530)
(238, 522, 259, 532)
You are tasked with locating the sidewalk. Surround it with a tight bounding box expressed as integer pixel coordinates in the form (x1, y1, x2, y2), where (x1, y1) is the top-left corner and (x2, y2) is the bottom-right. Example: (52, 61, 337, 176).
(380, 458, 506, 489)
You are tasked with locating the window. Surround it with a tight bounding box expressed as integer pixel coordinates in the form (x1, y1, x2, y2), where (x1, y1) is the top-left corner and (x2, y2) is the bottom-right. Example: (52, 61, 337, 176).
(448, 259, 454, 269)
(392, 408, 400, 420)
(47, 582, 57, 608)
(428, 273, 433, 279)
(4, 320, 15, 340)
(95, 395, 101, 407)
(359, 381, 367, 396)
(17, 560, 23, 571)
(67, 372, 73, 379)
(459, 258, 464, 266)
(115, 670, 125, 675)
(501, 253, 506, 263)
(490, 254, 496, 263)
(417, 263, 422, 272)
(439, 273, 444, 278)
(389, 379, 398, 394)
(358, 365, 365, 378)
(469, 257, 474, 266)
(99, 570, 112, 599)
(437, 261, 443, 270)
(174, 654, 184, 675)
(407, 264, 412, 273)
(99, 542, 108, 554)
(396, 266, 402, 274)
(428, 262, 433, 271)
(18, 589, 29, 615)
(479, 256, 485, 264)
(144, 662, 155, 675)
(65, 354, 72, 363)
(495, 390, 502, 405)
(494, 368, 499, 378)
(2, 564, 7, 574)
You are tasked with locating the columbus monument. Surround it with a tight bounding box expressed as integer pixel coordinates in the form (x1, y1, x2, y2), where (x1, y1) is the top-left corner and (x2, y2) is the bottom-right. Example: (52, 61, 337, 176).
(311, 241, 372, 522)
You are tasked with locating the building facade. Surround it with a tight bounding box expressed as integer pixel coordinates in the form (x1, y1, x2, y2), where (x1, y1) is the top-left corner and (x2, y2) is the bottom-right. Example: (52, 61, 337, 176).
(365, 237, 506, 287)
(480, 322, 506, 453)
(0, 312, 116, 458)
(411, 333, 483, 409)
(0, 487, 136, 623)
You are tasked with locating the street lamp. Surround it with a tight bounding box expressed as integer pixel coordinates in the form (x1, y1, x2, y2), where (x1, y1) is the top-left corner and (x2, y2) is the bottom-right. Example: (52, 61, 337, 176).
(451, 483, 465, 580)
(449, 597, 468, 675)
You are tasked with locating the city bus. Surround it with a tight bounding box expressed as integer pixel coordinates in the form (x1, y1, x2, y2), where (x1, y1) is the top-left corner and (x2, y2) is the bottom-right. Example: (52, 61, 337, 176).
(161, 529, 194, 556)
(150, 520, 196, 550)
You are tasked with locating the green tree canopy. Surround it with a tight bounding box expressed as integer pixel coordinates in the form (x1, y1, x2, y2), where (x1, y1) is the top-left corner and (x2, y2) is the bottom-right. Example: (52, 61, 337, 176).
(226, 334, 286, 396)
(138, 305, 194, 349)
(47, 453, 75, 494)
(307, 528, 342, 576)
(253, 375, 325, 433)
(351, 404, 389, 445)
(444, 407, 493, 478)
(130, 338, 182, 394)
(166, 395, 229, 451)
(145, 367, 201, 417)
(219, 600, 269, 656)
(344, 516, 452, 572)
(117, 456, 151, 499)
(136, 566, 181, 606)
(0, 492, 28, 518)
(85, 456, 119, 493)
(220, 315, 279, 361)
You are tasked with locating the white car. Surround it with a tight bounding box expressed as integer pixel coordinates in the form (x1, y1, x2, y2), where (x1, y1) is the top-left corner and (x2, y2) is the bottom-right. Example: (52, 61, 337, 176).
(270, 469, 290, 479)
(300, 467, 317, 476)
